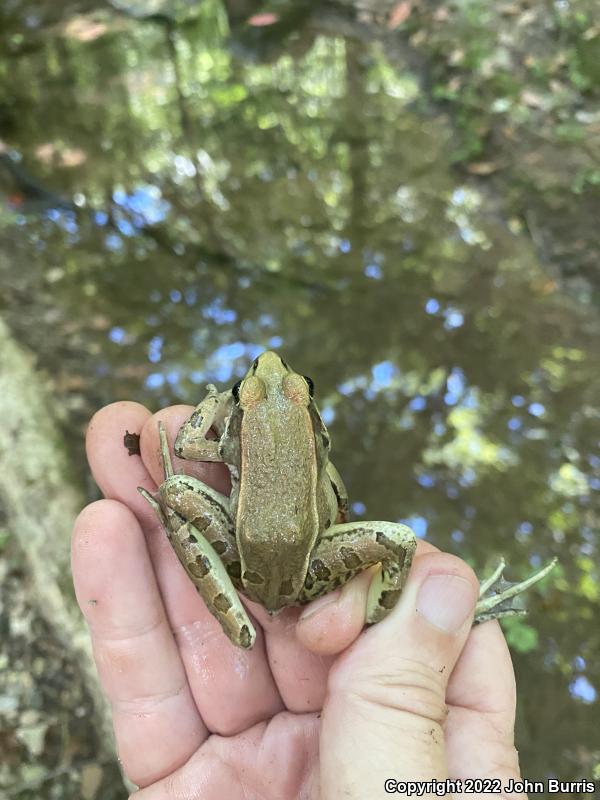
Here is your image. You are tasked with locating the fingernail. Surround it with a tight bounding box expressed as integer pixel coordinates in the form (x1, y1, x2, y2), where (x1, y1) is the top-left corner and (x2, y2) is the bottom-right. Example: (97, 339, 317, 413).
(416, 574, 476, 633)
(299, 590, 341, 622)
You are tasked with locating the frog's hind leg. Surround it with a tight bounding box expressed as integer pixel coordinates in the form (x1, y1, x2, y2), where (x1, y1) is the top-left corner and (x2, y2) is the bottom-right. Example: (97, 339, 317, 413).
(166, 517, 255, 649)
(157, 473, 243, 589)
(136, 421, 173, 529)
(298, 521, 417, 624)
(138, 423, 256, 650)
(152, 422, 243, 586)
(474, 557, 558, 623)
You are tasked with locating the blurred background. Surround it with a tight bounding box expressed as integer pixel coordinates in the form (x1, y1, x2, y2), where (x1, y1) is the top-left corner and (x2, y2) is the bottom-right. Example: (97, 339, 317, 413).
(0, 0, 599, 797)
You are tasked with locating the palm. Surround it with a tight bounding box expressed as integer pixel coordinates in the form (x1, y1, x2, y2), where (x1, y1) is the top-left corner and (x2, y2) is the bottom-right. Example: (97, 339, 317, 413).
(72, 402, 520, 797)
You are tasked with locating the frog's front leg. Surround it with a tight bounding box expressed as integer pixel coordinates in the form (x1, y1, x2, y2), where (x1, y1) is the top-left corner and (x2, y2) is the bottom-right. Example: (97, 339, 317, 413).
(326, 461, 349, 523)
(298, 521, 417, 624)
(139, 423, 255, 649)
(174, 384, 233, 461)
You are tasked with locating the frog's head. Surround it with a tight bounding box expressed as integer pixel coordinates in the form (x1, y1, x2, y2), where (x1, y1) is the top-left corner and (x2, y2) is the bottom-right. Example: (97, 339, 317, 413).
(232, 351, 314, 410)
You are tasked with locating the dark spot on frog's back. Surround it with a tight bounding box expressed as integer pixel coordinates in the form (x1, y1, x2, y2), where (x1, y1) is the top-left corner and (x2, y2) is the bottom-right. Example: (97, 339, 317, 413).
(340, 546, 361, 570)
(311, 558, 331, 581)
(212, 540, 227, 555)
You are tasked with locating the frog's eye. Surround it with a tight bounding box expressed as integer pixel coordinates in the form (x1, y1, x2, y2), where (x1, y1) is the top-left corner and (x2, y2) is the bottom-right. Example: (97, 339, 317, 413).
(231, 380, 242, 403)
(303, 375, 315, 398)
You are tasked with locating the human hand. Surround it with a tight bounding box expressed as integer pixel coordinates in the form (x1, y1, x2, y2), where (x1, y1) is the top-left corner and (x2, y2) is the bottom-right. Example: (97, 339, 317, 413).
(72, 402, 525, 799)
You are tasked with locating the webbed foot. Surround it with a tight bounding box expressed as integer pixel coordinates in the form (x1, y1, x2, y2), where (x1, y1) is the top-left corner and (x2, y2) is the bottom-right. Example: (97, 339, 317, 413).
(474, 557, 558, 623)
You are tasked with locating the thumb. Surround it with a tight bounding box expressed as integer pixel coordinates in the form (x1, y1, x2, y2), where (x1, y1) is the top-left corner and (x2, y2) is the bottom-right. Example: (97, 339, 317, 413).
(320, 552, 479, 799)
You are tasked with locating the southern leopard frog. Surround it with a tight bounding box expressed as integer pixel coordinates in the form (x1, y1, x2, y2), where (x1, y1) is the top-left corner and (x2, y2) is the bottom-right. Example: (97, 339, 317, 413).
(139, 351, 556, 649)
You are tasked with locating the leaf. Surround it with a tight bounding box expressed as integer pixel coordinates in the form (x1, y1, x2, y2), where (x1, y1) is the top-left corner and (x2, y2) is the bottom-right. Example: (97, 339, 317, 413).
(64, 16, 108, 42)
(521, 89, 546, 108)
(466, 161, 501, 175)
(503, 617, 540, 653)
(388, 2, 412, 30)
(247, 13, 279, 27)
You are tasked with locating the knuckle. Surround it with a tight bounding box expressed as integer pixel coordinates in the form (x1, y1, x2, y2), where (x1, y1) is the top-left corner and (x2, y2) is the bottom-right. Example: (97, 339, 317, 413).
(330, 655, 449, 727)
(113, 684, 186, 717)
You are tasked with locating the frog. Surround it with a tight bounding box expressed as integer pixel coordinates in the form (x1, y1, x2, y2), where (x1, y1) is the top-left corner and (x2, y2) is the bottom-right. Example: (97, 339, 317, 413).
(139, 351, 557, 649)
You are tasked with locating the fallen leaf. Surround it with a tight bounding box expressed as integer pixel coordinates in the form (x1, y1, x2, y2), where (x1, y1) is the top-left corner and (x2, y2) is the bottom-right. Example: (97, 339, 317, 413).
(410, 30, 426, 46)
(466, 161, 500, 175)
(61, 148, 87, 168)
(388, 1, 412, 29)
(35, 142, 56, 163)
(498, 3, 521, 15)
(521, 89, 546, 108)
(247, 13, 279, 27)
(64, 16, 108, 42)
(583, 25, 600, 40)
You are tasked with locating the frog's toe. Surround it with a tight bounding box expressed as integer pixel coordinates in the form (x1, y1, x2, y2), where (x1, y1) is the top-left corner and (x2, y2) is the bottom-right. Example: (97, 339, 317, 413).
(474, 557, 557, 623)
(138, 486, 168, 527)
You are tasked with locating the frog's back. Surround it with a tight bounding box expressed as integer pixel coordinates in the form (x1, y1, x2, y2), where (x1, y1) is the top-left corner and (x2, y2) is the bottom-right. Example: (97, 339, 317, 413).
(236, 397, 320, 609)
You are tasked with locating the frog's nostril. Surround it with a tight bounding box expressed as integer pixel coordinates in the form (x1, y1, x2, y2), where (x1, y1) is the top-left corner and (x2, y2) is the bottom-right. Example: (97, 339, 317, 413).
(280, 579, 294, 596)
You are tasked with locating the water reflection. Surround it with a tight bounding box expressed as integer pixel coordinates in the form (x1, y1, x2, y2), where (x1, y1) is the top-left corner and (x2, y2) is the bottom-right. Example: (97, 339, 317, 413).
(1, 0, 599, 783)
